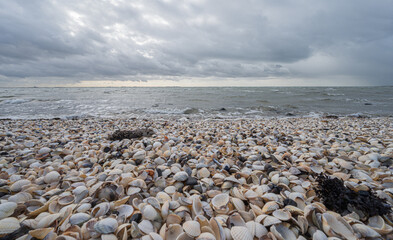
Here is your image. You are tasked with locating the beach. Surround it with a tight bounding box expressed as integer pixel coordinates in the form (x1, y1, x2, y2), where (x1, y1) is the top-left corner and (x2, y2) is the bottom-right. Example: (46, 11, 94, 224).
(0, 116, 392, 239)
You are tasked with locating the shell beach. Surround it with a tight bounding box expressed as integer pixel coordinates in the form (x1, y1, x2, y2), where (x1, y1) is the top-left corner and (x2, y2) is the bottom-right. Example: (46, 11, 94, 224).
(0, 117, 392, 240)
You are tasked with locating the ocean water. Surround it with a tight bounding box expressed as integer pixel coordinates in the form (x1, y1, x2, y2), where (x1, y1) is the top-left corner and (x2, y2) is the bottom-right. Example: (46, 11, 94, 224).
(0, 87, 392, 119)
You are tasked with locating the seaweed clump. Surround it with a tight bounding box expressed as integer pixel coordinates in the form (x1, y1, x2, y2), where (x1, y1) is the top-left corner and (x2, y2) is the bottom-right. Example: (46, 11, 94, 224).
(109, 128, 154, 141)
(316, 174, 392, 218)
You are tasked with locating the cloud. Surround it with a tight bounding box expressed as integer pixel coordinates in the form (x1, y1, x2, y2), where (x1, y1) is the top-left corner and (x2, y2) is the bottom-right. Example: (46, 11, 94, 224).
(0, 0, 392, 85)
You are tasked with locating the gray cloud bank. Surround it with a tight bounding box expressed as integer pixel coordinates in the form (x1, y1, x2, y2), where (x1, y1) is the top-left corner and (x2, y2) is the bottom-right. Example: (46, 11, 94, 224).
(0, 0, 392, 85)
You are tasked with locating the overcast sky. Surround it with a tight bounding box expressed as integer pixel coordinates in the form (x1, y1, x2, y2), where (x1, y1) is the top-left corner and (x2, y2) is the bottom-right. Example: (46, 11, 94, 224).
(0, 0, 392, 86)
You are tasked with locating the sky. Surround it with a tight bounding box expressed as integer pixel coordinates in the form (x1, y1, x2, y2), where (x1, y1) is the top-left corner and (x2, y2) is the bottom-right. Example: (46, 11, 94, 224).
(0, 0, 392, 87)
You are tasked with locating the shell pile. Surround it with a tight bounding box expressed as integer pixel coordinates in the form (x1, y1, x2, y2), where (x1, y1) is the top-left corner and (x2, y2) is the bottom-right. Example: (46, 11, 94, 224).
(0, 117, 392, 240)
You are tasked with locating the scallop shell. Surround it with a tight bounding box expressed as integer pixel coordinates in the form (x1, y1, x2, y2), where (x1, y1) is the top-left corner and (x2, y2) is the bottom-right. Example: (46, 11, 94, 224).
(183, 220, 201, 237)
(231, 198, 245, 212)
(94, 218, 119, 234)
(0, 202, 17, 220)
(0, 217, 20, 234)
(230, 226, 253, 240)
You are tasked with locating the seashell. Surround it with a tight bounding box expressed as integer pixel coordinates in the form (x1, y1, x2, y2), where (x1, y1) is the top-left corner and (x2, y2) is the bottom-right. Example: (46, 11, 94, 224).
(312, 230, 328, 240)
(183, 220, 201, 237)
(29, 227, 54, 239)
(211, 193, 229, 213)
(10, 179, 31, 192)
(0, 217, 20, 234)
(44, 171, 61, 184)
(166, 223, 184, 240)
(117, 205, 134, 222)
(176, 232, 194, 240)
(368, 215, 393, 234)
(94, 218, 119, 234)
(263, 216, 281, 227)
(92, 202, 110, 217)
(164, 186, 177, 195)
(196, 232, 216, 240)
(271, 224, 296, 240)
(231, 198, 245, 212)
(244, 190, 258, 199)
(352, 223, 381, 238)
(230, 226, 253, 240)
(174, 171, 189, 182)
(69, 213, 91, 226)
(72, 186, 88, 203)
(101, 234, 118, 240)
(0, 202, 17, 220)
(37, 213, 61, 228)
(261, 201, 279, 214)
(322, 213, 356, 240)
(58, 195, 75, 206)
(228, 213, 246, 227)
(272, 209, 291, 221)
(8, 192, 32, 203)
(76, 203, 91, 213)
(167, 214, 182, 225)
(139, 220, 154, 234)
(141, 205, 159, 221)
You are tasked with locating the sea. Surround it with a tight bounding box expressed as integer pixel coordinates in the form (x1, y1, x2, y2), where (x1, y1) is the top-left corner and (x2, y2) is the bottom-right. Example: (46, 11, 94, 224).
(0, 87, 392, 119)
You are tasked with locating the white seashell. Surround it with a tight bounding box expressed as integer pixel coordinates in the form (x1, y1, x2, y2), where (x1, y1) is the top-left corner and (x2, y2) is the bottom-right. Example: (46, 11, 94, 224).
(173, 171, 189, 182)
(76, 203, 91, 213)
(211, 193, 229, 210)
(196, 232, 216, 240)
(272, 209, 291, 221)
(230, 226, 253, 240)
(0, 202, 17, 220)
(263, 216, 281, 227)
(69, 212, 91, 226)
(0, 217, 20, 234)
(94, 218, 118, 234)
(271, 224, 296, 240)
(10, 179, 31, 192)
(142, 205, 159, 221)
(322, 213, 356, 240)
(139, 220, 154, 234)
(312, 230, 327, 240)
(44, 171, 61, 184)
(36, 213, 61, 228)
(352, 224, 380, 238)
(183, 220, 201, 237)
(261, 201, 279, 214)
(29, 227, 54, 239)
(8, 192, 32, 203)
(166, 223, 184, 240)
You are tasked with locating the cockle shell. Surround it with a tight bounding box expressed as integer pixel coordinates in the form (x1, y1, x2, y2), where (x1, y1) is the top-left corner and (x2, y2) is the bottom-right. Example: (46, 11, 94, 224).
(230, 226, 253, 240)
(0, 202, 17, 220)
(0, 217, 20, 234)
(183, 220, 201, 237)
(94, 218, 118, 234)
(69, 213, 91, 226)
(44, 171, 61, 184)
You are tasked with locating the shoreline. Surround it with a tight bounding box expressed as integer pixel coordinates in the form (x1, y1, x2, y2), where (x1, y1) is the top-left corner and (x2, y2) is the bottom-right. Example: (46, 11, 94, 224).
(0, 117, 392, 239)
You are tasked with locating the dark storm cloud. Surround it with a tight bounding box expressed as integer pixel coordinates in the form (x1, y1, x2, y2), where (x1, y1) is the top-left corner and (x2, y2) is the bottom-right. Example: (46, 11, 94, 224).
(0, 0, 392, 85)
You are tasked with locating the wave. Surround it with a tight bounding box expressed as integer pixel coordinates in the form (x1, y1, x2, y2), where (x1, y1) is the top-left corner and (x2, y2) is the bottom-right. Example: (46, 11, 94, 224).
(2, 99, 31, 104)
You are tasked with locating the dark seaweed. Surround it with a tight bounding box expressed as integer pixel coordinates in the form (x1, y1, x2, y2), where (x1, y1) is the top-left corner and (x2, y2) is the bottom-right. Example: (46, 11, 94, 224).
(108, 128, 154, 140)
(315, 174, 392, 217)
